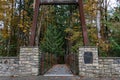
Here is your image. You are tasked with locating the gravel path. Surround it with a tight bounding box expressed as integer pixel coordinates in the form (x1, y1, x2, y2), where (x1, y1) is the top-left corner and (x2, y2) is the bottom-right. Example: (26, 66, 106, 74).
(44, 64, 73, 76)
(0, 76, 119, 80)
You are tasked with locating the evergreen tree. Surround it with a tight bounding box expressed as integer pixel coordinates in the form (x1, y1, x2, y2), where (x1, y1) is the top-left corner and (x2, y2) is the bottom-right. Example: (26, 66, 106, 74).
(41, 25, 64, 56)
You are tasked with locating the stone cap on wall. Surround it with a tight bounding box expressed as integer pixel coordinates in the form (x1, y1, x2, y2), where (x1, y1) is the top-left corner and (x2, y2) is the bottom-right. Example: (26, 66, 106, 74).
(0, 57, 19, 59)
(20, 46, 38, 48)
(99, 57, 120, 59)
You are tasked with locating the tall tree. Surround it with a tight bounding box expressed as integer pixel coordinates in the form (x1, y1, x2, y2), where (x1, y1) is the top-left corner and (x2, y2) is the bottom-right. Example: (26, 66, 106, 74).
(41, 25, 64, 56)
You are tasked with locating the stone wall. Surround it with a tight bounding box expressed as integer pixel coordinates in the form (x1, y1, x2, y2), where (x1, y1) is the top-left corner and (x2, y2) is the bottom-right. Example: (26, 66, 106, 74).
(78, 47, 99, 77)
(19, 47, 39, 76)
(0, 57, 19, 76)
(1, 46, 120, 77)
(78, 47, 120, 77)
(0, 47, 40, 76)
(99, 57, 120, 77)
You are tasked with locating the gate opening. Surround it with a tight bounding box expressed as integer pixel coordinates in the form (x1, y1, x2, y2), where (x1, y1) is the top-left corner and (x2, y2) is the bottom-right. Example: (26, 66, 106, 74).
(31, 0, 88, 75)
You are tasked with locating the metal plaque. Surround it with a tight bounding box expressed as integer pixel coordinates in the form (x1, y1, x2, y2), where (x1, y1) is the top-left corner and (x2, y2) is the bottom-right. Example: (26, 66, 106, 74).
(84, 52, 93, 64)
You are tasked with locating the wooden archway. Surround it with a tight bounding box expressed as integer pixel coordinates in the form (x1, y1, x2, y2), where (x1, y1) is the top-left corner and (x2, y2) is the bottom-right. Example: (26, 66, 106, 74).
(29, 0, 89, 46)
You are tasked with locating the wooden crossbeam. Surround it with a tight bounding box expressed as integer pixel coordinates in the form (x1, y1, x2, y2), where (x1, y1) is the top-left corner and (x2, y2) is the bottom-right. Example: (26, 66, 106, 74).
(39, 0, 78, 5)
(40, 0, 78, 3)
(29, 0, 89, 46)
(39, 2, 77, 5)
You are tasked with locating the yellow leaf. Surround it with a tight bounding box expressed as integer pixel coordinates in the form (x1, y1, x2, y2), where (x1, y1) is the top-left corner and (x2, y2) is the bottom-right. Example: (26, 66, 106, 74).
(23, 29, 27, 33)
(19, 24, 23, 28)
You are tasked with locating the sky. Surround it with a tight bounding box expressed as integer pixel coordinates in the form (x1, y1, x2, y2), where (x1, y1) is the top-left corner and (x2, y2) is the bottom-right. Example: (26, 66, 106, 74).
(108, 0, 117, 10)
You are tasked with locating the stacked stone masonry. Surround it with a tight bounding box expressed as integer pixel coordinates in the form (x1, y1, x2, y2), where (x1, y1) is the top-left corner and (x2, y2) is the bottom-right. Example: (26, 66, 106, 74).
(79, 47, 99, 77)
(78, 47, 120, 77)
(0, 46, 120, 77)
(0, 47, 39, 76)
(99, 57, 120, 77)
(0, 57, 19, 76)
(19, 47, 39, 76)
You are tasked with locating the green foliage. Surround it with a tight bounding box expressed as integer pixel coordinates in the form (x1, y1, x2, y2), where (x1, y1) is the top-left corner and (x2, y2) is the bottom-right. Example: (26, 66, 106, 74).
(109, 37, 120, 57)
(65, 28, 83, 53)
(41, 25, 64, 56)
(102, 6, 120, 57)
(112, 6, 120, 21)
(0, 0, 34, 56)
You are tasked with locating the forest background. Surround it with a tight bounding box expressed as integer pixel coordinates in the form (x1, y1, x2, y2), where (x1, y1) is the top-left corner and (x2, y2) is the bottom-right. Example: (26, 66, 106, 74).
(0, 0, 120, 57)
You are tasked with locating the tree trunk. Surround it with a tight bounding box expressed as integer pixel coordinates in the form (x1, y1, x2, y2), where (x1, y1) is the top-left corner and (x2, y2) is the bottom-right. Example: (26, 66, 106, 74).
(96, 0, 101, 39)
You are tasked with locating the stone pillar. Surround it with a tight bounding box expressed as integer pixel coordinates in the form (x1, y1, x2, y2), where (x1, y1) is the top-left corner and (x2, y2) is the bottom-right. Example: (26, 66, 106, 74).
(78, 47, 98, 77)
(19, 47, 39, 75)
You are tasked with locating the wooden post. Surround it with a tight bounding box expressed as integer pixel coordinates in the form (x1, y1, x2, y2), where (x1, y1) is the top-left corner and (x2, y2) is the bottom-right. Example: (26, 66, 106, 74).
(41, 55, 44, 74)
(78, 0, 89, 46)
(29, 0, 40, 46)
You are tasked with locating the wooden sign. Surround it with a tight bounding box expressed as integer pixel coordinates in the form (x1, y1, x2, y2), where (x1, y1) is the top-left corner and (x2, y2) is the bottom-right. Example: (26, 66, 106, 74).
(40, 0, 78, 4)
